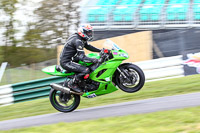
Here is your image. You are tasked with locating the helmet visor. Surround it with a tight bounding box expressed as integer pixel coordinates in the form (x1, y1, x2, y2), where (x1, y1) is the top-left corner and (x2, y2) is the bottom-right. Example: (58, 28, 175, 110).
(84, 29, 93, 40)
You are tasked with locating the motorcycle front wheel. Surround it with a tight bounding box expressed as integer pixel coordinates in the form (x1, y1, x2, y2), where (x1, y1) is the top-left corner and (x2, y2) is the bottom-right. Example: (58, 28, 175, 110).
(49, 88, 80, 112)
(113, 64, 145, 93)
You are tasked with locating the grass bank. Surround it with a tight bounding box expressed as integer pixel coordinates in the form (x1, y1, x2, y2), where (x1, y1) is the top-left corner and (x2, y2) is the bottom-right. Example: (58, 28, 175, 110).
(0, 68, 50, 86)
(0, 74, 200, 121)
(2, 106, 200, 133)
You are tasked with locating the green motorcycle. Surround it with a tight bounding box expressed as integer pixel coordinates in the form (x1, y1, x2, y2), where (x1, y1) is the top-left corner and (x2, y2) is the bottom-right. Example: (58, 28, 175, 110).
(42, 40, 145, 112)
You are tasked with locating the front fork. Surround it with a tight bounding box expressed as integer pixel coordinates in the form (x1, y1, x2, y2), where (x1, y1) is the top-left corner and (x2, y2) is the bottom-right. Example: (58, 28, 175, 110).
(117, 67, 132, 82)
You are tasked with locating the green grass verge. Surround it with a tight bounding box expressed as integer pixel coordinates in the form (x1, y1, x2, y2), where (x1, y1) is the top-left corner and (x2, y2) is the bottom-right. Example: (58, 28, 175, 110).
(0, 74, 200, 121)
(2, 106, 200, 133)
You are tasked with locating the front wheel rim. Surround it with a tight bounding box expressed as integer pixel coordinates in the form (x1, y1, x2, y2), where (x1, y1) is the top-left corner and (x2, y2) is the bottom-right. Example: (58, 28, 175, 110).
(119, 68, 141, 88)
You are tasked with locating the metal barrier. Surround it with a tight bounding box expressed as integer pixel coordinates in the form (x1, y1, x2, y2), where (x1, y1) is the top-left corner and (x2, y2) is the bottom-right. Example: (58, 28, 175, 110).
(0, 55, 184, 106)
(135, 55, 184, 82)
(0, 76, 65, 106)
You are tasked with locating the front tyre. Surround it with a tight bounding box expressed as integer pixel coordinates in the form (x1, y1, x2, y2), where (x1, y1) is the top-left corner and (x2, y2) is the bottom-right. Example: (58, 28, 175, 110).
(49, 88, 80, 112)
(114, 64, 145, 93)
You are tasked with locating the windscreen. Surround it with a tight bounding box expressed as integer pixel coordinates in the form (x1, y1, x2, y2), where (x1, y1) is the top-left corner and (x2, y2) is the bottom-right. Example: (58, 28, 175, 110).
(103, 39, 121, 50)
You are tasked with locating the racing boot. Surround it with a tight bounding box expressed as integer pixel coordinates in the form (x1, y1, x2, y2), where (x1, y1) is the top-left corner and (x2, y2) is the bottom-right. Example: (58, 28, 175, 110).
(67, 77, 82, 93)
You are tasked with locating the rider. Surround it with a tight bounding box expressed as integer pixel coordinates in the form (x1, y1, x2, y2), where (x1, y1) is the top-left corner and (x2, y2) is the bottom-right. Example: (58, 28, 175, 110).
(60, 24, 101, 93)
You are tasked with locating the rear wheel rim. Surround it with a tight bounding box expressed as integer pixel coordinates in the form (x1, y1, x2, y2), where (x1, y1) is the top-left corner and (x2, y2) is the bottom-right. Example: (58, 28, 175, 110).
(53, 91, 75, 110)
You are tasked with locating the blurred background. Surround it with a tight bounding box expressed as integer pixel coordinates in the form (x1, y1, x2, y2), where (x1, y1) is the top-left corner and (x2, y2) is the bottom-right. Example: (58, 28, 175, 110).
(0, 0, 200, 85)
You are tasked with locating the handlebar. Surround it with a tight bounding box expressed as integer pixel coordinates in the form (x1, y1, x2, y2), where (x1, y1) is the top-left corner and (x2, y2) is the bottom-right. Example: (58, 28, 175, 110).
(90, 49, 110, 71)
(99, 48, 110, 63)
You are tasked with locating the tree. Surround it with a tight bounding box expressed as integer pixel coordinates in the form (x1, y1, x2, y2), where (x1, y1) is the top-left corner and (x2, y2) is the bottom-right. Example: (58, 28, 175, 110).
(24, 0, 80, 48)
(0, 47, 3, 63)
(0, 0, 19, 47)
(0, 0, 81, 67)
(23, 23, 43, 47)
(0, 0, 19, 64)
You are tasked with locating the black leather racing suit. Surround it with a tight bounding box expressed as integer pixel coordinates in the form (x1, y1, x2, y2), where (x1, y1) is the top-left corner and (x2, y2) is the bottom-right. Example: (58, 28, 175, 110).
(60, 33, 101, 79)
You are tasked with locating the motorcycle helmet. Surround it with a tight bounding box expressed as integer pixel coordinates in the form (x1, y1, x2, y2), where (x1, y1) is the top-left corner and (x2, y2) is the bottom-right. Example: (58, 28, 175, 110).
(77, 24, 93, 41)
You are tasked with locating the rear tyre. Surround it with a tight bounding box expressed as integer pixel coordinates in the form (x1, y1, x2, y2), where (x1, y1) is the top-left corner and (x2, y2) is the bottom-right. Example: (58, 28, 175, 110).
(49, 88, 80, 112)
(113, 63, 145, 93)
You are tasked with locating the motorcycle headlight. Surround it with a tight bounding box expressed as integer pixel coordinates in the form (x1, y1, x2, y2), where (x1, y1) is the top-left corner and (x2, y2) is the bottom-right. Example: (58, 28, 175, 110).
(119, 53, 128, 58)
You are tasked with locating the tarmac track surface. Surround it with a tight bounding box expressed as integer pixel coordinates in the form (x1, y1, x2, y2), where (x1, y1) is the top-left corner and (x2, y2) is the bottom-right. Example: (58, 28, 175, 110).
(1, 92, 200, 130)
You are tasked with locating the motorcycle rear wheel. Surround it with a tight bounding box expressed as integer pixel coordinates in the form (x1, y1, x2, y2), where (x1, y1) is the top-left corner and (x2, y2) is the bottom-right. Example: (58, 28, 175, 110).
(49, 88, 80, 112)
(113, 64, 145, 93)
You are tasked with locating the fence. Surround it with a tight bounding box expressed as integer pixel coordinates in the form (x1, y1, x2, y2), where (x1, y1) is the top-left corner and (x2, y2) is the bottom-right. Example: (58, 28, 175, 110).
(0, 59, 57, 86)
(0, 55, 184, 106)
(81, 3, 200, 29)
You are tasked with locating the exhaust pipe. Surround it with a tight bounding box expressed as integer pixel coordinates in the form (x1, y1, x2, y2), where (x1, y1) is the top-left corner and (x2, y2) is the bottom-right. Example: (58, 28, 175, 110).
(50, 83, 83, 95)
